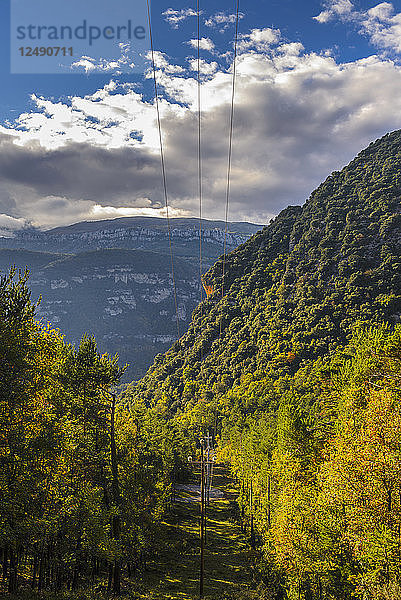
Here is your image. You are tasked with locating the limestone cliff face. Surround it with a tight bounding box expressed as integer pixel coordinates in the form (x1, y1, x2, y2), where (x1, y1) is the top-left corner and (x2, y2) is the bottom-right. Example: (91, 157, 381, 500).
(0, 218, 261, 381)
(0, 249, 199, 381)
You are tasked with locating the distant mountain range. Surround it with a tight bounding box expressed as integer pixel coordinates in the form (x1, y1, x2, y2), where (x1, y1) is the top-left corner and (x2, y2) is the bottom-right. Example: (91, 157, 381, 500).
(0, 217, 261, 380)
(2, 217, 260, 262)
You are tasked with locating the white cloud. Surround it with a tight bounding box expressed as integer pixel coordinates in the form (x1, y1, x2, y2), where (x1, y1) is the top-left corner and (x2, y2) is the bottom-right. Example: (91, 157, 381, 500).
(2, 30, 401, 227)
(70, 43, 135, 74)
(277, 42, 305, 56)
(0, 214, 27, 236)
(90, 204, 190, 220)
(162, 8, 197, 29)
(314, 1, 401, 54)
(188, 38, 215, 52)
(205, 11, 244, 32)
(145, 51, 185, 74)
(368, 3, 394, 20)
(362, 3, 401, 53)
(313, 0, 354, 23)
(189, 58, 219, 76)
(238, 28, 281, 52)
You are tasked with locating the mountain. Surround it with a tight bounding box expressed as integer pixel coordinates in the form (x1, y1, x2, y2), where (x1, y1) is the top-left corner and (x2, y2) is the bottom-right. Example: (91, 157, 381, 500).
(0, 218, 261, 380)
(0, 248, 199, 380)
(126, 130, 401, 406)
(2, 217, 260, 265)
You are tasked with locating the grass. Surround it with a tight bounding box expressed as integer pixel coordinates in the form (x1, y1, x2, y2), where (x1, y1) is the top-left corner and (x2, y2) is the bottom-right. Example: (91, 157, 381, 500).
(135, 466, 256, 600)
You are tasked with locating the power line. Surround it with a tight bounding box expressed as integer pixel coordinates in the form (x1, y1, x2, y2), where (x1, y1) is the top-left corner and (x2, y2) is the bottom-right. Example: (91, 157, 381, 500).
(197, 0, 204, 362)
(146, 0, 180, 339)
(197, 0, 203, 298)
(196, 8, 206, 595)
(219, 0, 240, 343)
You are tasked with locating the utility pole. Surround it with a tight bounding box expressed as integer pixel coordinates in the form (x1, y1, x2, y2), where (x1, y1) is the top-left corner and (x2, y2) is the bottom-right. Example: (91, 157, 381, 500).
(188, 434, 215, 600)
(205, 431, 212, 505)
(250, 479, 255, 550)
(200, 439, 205, 599)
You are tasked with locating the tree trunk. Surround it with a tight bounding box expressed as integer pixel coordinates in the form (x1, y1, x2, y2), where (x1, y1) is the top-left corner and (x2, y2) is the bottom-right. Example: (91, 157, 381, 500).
(110, 393, 121, 595)
(32, 551, 38, 589)
(8, 547, 18, 593)
(38, 552, 45, 592)
(2, 546, 8, 582)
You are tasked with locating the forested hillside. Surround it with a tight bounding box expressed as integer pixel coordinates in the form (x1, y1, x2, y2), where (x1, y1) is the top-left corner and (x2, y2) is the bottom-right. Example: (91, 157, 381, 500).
(221, 324, 401, 600)
(2, 130, 401, 600)
(0, 219, 260, 380)
(124, 130, 401, 599)
(127, 130, 401, 407)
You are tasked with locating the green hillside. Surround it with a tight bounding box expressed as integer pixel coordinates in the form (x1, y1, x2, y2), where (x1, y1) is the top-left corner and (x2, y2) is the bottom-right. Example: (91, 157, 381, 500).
(127, 130, 401, 406)
(121, 130, 401, 600)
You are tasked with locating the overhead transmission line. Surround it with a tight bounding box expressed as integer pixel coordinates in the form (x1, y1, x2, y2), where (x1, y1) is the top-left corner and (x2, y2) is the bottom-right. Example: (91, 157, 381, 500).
(219, 0, 240, 344)
(197, 0, 205, 366)
(197, 0, 203, 304)
(146, 0, 181, 338)
(144, 2, 241, 597)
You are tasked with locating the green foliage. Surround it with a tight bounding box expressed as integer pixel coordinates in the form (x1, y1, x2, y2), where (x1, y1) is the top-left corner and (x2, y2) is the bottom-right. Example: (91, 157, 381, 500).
(3, 129, 401, 599)
(126, 131, 401, 410)
(220, 325, 401, 600)
(125, 130, 401, 599)
(0, 269, 191, 595)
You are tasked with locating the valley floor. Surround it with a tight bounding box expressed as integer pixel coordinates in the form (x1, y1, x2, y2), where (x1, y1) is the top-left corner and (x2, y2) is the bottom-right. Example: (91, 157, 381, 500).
(138, 467, 255, 600)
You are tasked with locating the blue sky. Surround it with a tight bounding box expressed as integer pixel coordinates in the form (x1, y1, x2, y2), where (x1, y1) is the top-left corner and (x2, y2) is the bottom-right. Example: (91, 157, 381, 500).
(0, 0, 388, 120)
(1, 0, 401, 230)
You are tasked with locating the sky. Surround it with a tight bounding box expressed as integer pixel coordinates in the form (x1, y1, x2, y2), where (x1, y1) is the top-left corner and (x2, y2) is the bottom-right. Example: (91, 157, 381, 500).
(1, 0, 401, 231)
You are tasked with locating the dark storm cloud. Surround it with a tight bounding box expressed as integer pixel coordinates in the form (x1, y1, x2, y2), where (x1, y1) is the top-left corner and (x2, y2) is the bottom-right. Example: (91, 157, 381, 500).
(0, 134, 168, 204)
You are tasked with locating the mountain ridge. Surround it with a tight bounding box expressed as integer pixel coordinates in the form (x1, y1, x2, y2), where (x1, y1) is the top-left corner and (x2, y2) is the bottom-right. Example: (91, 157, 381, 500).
(45, 216, 262, 235)
(1, 216, 261, 263)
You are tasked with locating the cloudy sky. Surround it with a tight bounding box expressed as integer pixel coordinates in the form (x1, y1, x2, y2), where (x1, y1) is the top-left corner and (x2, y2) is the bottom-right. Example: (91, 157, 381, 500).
(1, 0, 401, 230)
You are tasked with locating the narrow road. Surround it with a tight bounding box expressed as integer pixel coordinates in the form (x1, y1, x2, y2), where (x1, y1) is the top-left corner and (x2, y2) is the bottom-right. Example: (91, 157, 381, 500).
(137, 466, 254, 600)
